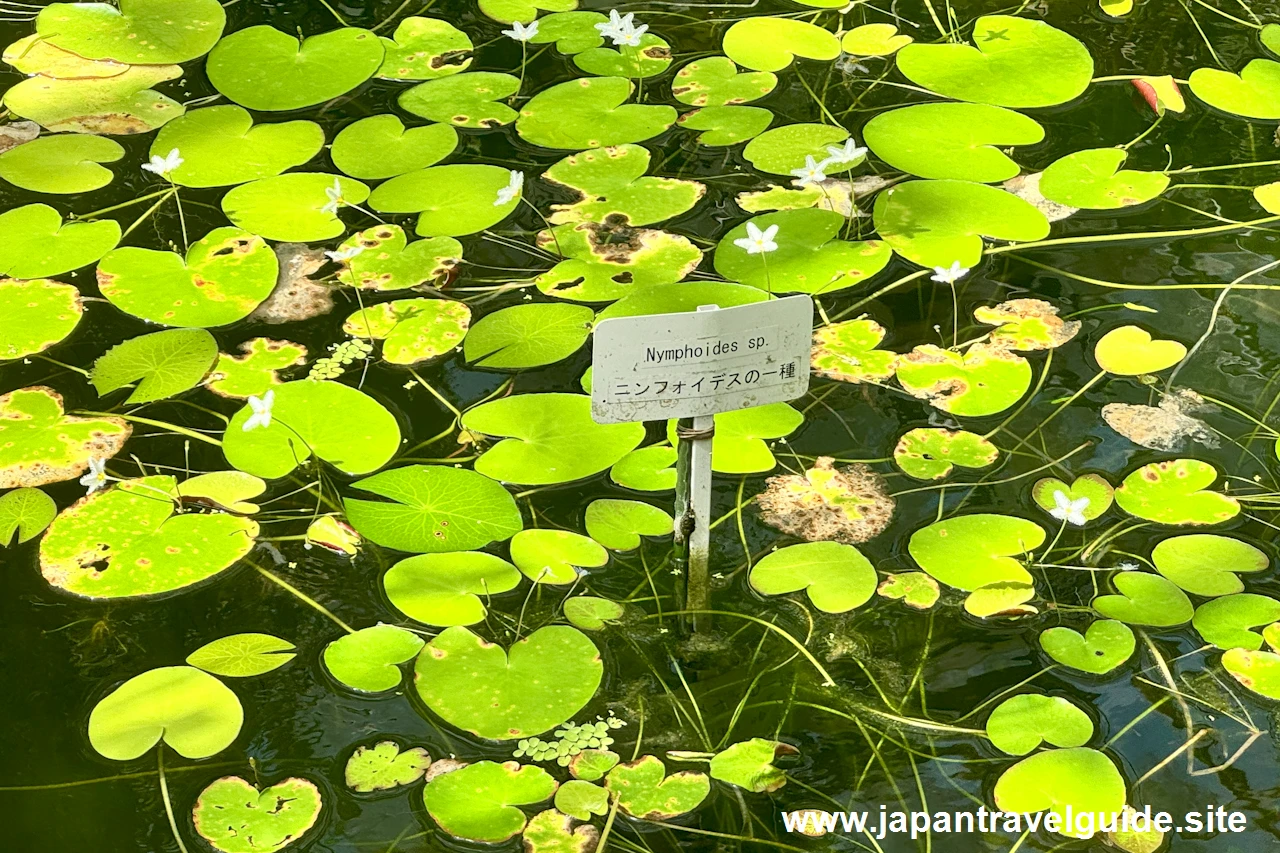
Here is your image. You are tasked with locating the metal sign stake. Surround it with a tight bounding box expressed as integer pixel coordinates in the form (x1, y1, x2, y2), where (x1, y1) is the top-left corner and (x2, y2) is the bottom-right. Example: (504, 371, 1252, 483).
(673, 412, 713, 633)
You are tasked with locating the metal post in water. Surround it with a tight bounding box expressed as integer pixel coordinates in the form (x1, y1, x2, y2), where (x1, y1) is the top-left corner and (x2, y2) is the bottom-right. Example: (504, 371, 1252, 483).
(673, 413, 713, 633)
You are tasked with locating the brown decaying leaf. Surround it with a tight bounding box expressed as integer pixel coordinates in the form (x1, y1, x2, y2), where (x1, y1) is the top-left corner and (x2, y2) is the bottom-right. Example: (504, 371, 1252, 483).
(756, 457, 894, 545)
(1102, 388, 1218, 452)
(251, 243, 333, 324)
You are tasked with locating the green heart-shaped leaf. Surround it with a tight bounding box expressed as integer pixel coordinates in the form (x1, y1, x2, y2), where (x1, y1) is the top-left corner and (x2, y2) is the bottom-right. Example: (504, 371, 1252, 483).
(842, 23, 913, 56)
(536, 224, 702, 301)
(964, 581, 1036, 618)
(377, 16, 472, 80)
(672, 57, 776, 106)
(554, 782, 609, 820)
(208, 338, 308, 399)
(993, 748, 1125, 839)
(517, 77, 676, 149)
(3, 66, 184, 134)
(384, 552, 521, 626)
(986, 694, 1094, 756)
(332, 115, 457, 180)
(480, 0, 576, 24)
(722, 18, 840, 72)
(0, 386, 129, 489)
(667, 403, 804, 474)
(343, 297, 471, 364)
(897, 15, 1093, 108)
(424, 760, 557, 842)
(1222, 647, 1280, 699)
(1039, 148, 1169, 209)
(1114, 459, 1239, 525)
(1031, 474, 1113, 521)
(88, 665, 243, 760)
(40, 475, 258, 598)
(0, 279, 82, 360)
(150, 106, 323, 188)
(370, 164, 519, 237)
(564, 596, 625, 631)
(864, 103, 1044, 182)
(1189, 59, 1280, 119)
(894, 428, 999, 480)
(323, 624, 425, 693)
(679, 105, 773, 146)
(610, 446, 677, 491)
(1152, 534, 1267, 596)
(223, 173, 370, 242)
(91, 328, 218, 404)
(909, 513, 1045, 591)
(896, 343, 1032, 416)
(186, 633, 295, 678)
(1093, 572, 1193, 627)
(606, 755, 709, 818)
(876, 572, 941, 610)
(584, 499, 673, 551)
(742, 123, 855, 176)
(400, 72, 520, 128)
(193, 776, 322, 853)
(510, 529, 608, 584)
(812, 318, 898, 385)
(414, 625, 603, 739)
(336, 224, 462, 291)
(1040, 620, 1135, 674)
(98, 227, 278, 327)
(207, 26, 385, 111)
(710, 739, 796, 792)
(1093, 325, 1186, 375)
(544, 144, 705, 227)
(0, 204, 120, 279)
(345, 741, 431, 792)
(575, 34, 673, 79)
(465, 303, 592, 369)
(1193, 594, 1280, 651)
(0, 487, 56, 547)
(0, 134, 123, 193)
(37, 0, 225, 64)
(750, 541, 877, 613)
(346, 464, 521, 554)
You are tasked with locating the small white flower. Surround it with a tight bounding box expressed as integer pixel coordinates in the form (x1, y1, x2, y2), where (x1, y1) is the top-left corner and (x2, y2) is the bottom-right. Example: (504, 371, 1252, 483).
(495, 170, 524, 206)
(321, 178, 345, 215)
(595, 9, 628, 40)
(324, 245, 364, 263)
(614, 21, 648, 46)
(825, 138, 868, 165)
(242, 389, 275, 432)
(790, 155, 827, 186)
(1049, 490, 1090, 526)
(733, 221, 778, 255)
(501, 20, 539, 41)
(930, 260, 970, 284)
(142, 148, 183, 178)
(79, 457, 108, 495)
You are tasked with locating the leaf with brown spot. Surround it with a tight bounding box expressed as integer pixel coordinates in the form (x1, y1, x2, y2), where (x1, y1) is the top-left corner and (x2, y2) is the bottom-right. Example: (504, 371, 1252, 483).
(0, 386, 129, 489)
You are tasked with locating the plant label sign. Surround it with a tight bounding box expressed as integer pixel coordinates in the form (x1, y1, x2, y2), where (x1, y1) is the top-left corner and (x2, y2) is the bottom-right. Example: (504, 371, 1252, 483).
(590, 296, 814, 424)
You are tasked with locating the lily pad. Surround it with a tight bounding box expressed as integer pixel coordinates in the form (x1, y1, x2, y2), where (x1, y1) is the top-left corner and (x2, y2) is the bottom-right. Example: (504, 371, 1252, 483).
(1189, 59, 1280, 119)
(37, 0, 225, 64)
(1152, 534, 1267, 596)
(811, 318, 897, 384)
(715, 210, 891, 295)
(1093, 326, 1186, 375)
(0, 134, 123, 193)
(323, 624, 425, 693)
(177, 471, 266, 516)
(400, 72, 520, 128)
(895, 343, 1032, 416)
(564, 597, 625, 630)
(1040, 620, 1135, 674)
(510, 529, 608, 584)
(841, 23, 913, 56)
(1193, 594, 1280, 651)
(98, 227, 278, 327)
(876, 572, 941, 610)
(463, 393, 644, 485)
(414, 625, 603, 739)
(88, 665, 243, 760)
(332, 116, 457, 180)
(1039, 149, 1169, 209)
(384, 552, 522, 626)
(668, 403, 803, 475)
(193, 776, 322, 853)
(975, 298, 1081, 351)
(679, 106, 773, 146)
(570, 749, 620, 781)
(344, 298, 470, 365)
(336, 225, 462, 291)
(750, 542, 877, 613)
(0, 386, 129, 489)
(1113, 460, 1239, 525)
(742, 124, 855, 176)
(710, 739, 796, 792)
(3, 66, 184, 134)
(186, 633, 296, 678)
(965, 581, 1037, 618)
(672, 57, 776, 106)
(207, 26, 384, 112)
(0, 204, 120, 280)
(897, 15, 1094, 108)
(595, 281, 767, 321)
(480, 0, 576, 24)
(150, 106, 323, 189)
(222, 173, 370, 243)
(1222, 647, 1280, 699)
(40, 475, 258, 598)
(517, 77, 676, 149)
(1093, 572, 1193, 627)
(223, 380, 401, 479)
(423, 760, 556, 843)
(544, 144, 705, 227)
(606, 755, 709, 819)
(584, 499, 673, 551)
(993, 748, 1125, 839)
(610, 445, 678, 491)
(894, 428, 999, 480)
(909, 514, 1045, 591)
(370, 164, 519, 237)
(536, 224, 703, 301)
(0, 279, 82, 360)
(377, 17, 472, 81)
(0, 487, 56, 546)
(346, 465, 521, 553)
(530, 11, 607, 54)
(874, 179, 1050, 268)
(346, 741, 431, 792)
(722, 18, 840, 72)
(554, 782, 609, 821)
(863, 103, 1044, 183)
(465, 303, 592, 369)
(91, 328, 218, 404)
(1031, 474, 1113, 522)
(986, 694, 1093, 756)
(575, 34, 673, 79)
(208, 339, 308, 399)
